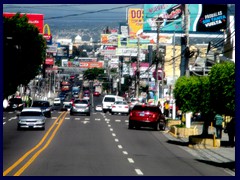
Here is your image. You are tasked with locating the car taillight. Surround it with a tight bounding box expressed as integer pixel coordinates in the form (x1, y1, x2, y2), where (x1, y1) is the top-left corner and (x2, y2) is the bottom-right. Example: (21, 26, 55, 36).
(72, 103, 75, 107)
(130, 112, 133, 116)
(112, 106, 116, 108)
(124, 106, 129, 108)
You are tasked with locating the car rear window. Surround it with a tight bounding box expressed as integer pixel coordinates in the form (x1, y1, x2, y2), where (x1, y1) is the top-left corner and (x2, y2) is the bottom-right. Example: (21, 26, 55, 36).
(32, 101, 50, 107)
(74, 100, 88, 104)
(104, 97, 115, 102)
(115, 101, 127, 105)
(20, 111, 43, 116)
(132, 105, 160, 112)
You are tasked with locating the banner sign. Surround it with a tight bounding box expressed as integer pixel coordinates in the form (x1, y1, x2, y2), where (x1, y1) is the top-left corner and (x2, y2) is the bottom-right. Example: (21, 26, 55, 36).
(46, 45, 58, 53)
(45, 58, 54, 65)
(3, 12, 44, 33)
(143, 4, 227, 32)
(79, 62, 104, 69)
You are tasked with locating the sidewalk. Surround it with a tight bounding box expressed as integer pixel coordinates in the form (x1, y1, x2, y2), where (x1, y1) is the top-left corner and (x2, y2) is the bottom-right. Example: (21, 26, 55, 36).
(163, 122, 235, 175)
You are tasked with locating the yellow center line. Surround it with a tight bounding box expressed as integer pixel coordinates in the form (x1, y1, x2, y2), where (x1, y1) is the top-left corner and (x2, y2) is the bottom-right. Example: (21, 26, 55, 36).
(14, 111, 68, 176)
(3, 111, 67, 176)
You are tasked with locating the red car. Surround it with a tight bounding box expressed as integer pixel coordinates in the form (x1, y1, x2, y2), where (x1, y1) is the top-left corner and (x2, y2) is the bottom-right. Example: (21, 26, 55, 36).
(129, 104, 166, 131)
(93, 91, 100, 96)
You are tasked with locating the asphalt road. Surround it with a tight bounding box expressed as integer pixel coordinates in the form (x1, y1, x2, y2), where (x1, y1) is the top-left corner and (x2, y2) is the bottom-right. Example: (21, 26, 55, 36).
(3, 95, 233, 176)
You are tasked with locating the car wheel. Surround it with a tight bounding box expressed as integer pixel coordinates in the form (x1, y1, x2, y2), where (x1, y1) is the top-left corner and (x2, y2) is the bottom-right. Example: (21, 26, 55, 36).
(160, 123, 166, 131)
(128, 121, 134, 129)
(103, 110, 107, 113)
(17, 125, 21, 131)
(42, 127, 45, 130)
(155, 122, 160, 131)
(87, 113, 90, 116)
(70, 112, 74, 115)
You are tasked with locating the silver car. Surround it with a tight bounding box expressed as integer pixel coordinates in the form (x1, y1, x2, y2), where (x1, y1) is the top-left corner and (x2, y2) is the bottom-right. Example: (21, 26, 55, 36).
(70, 99, 90, 116)
(17, 107, 46, 130)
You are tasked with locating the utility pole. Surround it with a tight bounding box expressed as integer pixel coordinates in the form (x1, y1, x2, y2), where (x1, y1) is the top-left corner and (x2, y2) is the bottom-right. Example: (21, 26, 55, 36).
(155, 17, 163, 104)
(185, 4, 190, 76)
(136, 37, 140, 98)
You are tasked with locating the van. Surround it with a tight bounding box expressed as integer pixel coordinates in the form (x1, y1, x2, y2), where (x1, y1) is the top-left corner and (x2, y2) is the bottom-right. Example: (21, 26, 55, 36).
(102, 95, 124, 113)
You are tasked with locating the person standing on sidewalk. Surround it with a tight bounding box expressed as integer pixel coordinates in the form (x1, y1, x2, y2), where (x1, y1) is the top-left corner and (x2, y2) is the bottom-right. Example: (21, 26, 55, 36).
(225, 117, 235, 147)
(214, 113, 224, 139)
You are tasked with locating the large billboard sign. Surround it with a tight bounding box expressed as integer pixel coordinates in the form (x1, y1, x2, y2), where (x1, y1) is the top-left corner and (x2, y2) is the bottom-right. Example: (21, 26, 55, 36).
(143, 4, 227, 32)
(128, 8, 144, 38)
(79, 62, 104, 69)
(3, 12, 44, 33)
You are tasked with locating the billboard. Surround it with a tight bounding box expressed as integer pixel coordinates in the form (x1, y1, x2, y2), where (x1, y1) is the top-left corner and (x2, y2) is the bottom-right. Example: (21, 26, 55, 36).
(79, 62, 104, 69)
(128, 8, 144, 38)
(45, 58, 54, 65)
(3, 12, 44, 33)
(143, 4, 227, 32)
(101, 34, 118, 45)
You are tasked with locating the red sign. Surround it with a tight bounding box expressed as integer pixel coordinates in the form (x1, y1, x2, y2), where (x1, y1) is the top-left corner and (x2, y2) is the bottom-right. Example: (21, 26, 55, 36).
(79, 62, 103, 69)
(3, 12, 44, 33)
(153, 68, 165, 80)
(45, 58, 54, 65)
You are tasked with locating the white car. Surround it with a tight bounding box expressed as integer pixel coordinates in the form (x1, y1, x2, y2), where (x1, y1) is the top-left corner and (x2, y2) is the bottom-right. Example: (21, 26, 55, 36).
(53, 98, 61, 106)
(95, 104, 103, 111)
(111, 101, 129, 115)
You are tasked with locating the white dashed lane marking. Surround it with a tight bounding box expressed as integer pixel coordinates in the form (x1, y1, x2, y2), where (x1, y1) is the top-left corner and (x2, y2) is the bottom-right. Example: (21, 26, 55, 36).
(3, 122, 6, 125)
(95, 118, 101, 121)
(135, 169, 144, 175)
(118, 145, 123, 149)
(110, 128, 113, 131)
(115, 139, 119, 142)
(112, 133, 116, 137)
(123, 151, 128, 155)
(128, 158, 134, 163)
(115, 120, 121, 122)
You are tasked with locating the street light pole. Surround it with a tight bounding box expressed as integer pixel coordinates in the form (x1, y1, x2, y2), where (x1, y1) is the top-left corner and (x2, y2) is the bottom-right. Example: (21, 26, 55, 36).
(136, 37, 140, 98)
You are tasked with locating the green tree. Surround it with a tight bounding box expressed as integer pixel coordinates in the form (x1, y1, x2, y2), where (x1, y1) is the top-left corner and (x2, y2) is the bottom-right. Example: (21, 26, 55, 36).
(83, 68, 104, 80)
(3, 13, 46, 98)
(209, 62, 235, 116)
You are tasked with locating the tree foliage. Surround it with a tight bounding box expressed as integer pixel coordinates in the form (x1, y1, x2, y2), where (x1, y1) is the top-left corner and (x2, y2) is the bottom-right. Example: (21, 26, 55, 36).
(83, 68, 104, 80)
(3, 13, 46, 98)
(209, 62, 235, 116)
(173, 62, 235, 117)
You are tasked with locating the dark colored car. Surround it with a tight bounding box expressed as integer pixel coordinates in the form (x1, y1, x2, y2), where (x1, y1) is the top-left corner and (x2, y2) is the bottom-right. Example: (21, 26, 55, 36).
(31, 100, 51, 118)
(129, 104, 166, 131)
(70, 99, 90, 116)
(7, 98, 25, 111)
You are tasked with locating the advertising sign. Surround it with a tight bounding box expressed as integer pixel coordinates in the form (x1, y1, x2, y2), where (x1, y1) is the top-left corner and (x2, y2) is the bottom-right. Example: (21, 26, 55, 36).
(3, 12, 44, 33)
(101, 34, 118, 45)
(79, 62, 103, 69)
(128, 8, 144, 38)
(45, 58, 54, 65)
(143, 4, 227, 32)
(46, 45, 58, 53)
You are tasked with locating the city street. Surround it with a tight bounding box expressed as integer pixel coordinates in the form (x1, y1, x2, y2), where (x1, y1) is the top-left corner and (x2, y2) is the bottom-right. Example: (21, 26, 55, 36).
(3, 96, 233, 176)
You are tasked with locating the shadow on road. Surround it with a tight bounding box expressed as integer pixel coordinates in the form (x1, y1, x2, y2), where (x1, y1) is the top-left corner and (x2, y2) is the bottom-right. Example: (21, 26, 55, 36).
(196, 159, 235, 172)
(166, 140, 189, 146)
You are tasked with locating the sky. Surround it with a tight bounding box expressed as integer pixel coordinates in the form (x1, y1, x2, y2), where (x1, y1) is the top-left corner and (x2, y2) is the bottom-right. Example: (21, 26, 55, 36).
(3, 4, 144, 25)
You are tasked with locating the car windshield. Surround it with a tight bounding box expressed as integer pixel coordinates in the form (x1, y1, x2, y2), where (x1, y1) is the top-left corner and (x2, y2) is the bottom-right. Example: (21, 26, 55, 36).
(32, 101, 50, 107)
(20, 111, 43, 116)
(104, 97, 115, 102)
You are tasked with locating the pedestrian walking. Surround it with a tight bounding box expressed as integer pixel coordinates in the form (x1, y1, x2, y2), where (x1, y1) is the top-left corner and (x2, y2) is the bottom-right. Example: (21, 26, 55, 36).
(214, 113, 224, 139)
(225, 117, 235, 147)
(164, 101, 170, 117)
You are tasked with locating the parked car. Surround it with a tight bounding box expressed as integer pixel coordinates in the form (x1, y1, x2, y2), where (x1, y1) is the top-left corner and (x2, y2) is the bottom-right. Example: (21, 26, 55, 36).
(93, 91, 101, 96)
(31, 100, 51, 118)
(7, 97, 25, 111)
(70, 99, 90, 116)
(17, 107, 46, 130)
(111, 101, 129, 115)
(129, 104, 166, 131)
(53, 98, 61, 106)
